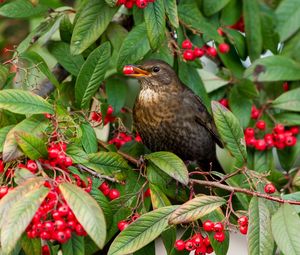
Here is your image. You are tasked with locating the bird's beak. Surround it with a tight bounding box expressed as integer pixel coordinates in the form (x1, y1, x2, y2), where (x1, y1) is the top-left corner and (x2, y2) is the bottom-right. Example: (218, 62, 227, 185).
(123, 65, 150, 78)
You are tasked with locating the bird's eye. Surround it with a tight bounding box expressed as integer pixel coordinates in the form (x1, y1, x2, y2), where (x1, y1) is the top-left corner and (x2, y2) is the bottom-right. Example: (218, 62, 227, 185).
(152, 66, 160, 73)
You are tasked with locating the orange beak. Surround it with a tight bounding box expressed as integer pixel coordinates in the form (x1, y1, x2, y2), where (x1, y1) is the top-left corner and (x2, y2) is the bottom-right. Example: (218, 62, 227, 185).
(123, 65, 150, 77)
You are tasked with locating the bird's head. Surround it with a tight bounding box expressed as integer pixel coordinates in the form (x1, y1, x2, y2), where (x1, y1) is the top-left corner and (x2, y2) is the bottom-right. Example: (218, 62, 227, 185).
(123, 59, 180, 90)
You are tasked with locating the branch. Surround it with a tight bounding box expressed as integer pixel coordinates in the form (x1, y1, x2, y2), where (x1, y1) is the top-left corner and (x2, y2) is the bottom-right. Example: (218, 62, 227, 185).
(78, 164, 117, 182)
(97, 139, 139, 165)
(191, 178, 300, 205)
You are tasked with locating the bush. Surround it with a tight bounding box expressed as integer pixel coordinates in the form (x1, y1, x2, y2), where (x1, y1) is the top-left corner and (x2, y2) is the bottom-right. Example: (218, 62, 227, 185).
(0, 0, 300, 254)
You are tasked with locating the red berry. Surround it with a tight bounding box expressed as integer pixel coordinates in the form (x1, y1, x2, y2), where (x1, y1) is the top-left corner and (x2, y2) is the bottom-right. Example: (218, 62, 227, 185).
(64, 156, 73, 167)
(181, 39, 193, 49)
(48, 148, 59, 158)
(99, 182, 110, 191)
(251, 105, 260, 119)
(218, 43, 230, 54)
(244, 127, 255, 138)
(203, 236, 210, 246)
(124, 1, 134, 8)
(274, 124, 285, 134)
(123, 65, 135, 75)
(40, 231, 51, 240)
(217, 28, 224, 36)
(67, 220, 77, 230)
(54, 219, 66, 230)
(206, 47, 217, 57)
(136, 0, 148, 8)
(144, 188, 151, 197)
(290, 126, 299, 135)
(285, 135, 297, 146)
(185, 239, 195, 251)
(256, 120, 266, 130)
(206, 245, 214, 254)
(192, 233, 203, 247)
(203, 220, 214, 232)
(239, 225, 248, 235)
(42, 245, 50, 255)
(219, 98, 229, 108)
(238, 216, 248, 226)
(117, 220, 129, 231)
(26, 160, 38, 173)
(75, 224, 87, 236)
(193, 47, 205, 58)
(44, 113, 52, 119)
(195, 244, 207, 254)
(108, 189, 120, 200)
(58, 205, 70, 217)
(264, 134, 274, 148)
(0, 186, 8, 199)
(183, 49, 195, 61)
(213, 222, 224, 232)
(283, 82, 289, 91)
(255, 139, 266, 151)
(0, 160, 4, 173)
(264, 183, 276, 194)
(55, 231, 68, 243)
(213, 231, 225, 242)
(174, 239, 185, 251)
(246, 136, 256, 147)
(43, 221, 54, 233)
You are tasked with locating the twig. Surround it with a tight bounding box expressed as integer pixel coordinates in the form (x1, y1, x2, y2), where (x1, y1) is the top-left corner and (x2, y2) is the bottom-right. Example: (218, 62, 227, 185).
(219, 168, 243, 183)
(78, 164, 117, 182)
(191, 178, 300, 205)
(97, 139, 139, 165)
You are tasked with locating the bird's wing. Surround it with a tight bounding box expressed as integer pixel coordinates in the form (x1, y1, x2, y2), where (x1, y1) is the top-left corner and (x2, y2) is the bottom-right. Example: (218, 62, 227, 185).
(182, 88, 224, 148)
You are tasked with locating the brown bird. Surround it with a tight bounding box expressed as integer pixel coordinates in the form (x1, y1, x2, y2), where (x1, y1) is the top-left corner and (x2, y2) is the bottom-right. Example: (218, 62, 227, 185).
(124, 59, 224, 171)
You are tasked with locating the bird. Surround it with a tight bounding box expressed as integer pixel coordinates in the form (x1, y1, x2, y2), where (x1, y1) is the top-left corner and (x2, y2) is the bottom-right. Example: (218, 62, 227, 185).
(123, 59, 224, 171)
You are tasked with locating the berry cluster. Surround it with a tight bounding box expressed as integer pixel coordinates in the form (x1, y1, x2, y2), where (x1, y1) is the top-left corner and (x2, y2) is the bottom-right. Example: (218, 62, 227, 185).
(91, 106, 116, 125)
(244, 122, 298, 151)
(116, 0, 154, 8)
(237, 216, 248, 235)
(117, 213, 140, 231)
(99, 181, 120, 200)
(73, 175, 93, 193)
(174, 233, 213, 254)
(108, 132, 142, 149)
(26, 182, 87, 244)
(203, 220, 226, 242)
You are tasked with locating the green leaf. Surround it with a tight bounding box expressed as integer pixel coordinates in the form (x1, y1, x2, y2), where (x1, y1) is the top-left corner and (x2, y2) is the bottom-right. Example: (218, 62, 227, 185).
(223, 28, 247, 60)
(0, 89, 54, 115)
(21, 234, 41, 255)
(0, 0, 47, 18)
(1, 187, 49, 255)
(105, 0, 117, 7)
(277, 141, 300, 171)
(274, 112, 300, 126)
(48, 41, 85, 76)
(272, 88, 300, 112)
(203, 0, 230, 16)
(168, 195, 225, 225)
(15, 131, 47, 160)
(59, 182, 107, 249)
(271, 204, 300, 255)
(275, 0, 300, 41)
(145, 151, 189, 185)
(0, 125, 14, 152)
(84, 152, 129, 176)
(0, 177, 46, 228)
(0, 65, 9, 89)
(163, 0, 178, 28)
(212, 101, 247, 164)
(117, 23, 151, 71)
(199, 69, 228, 93)
(144, 0, 165, 49)
(3, 115, 48, 162)
(61, 234, 85, 255)
(178, 2, 222, 42)
(70, 0, 117, 54)
(80, 123, 98, 154)
(178, 61, 210, 109)
(243, 0, 263, 61)
(220, 0, 242, 26)
(244, 56, 300, 82)
(248, 197, 274, 255)
(106, 78, 127, 113)
(20, 51, 59, 88)
(66, 145, 89, 163)
(75, 42, 111, 108)
(108, 206, 178, 255)
(59, 14, 73, 43)
(149, 183, 171, 209)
